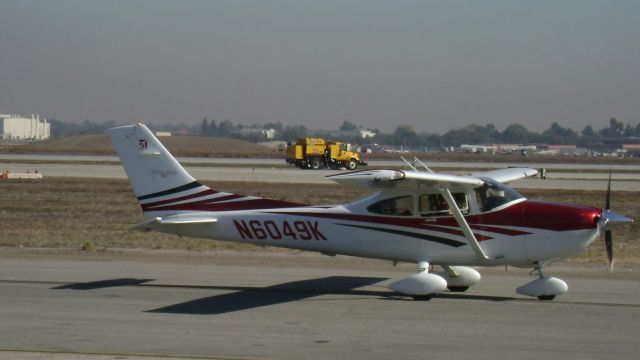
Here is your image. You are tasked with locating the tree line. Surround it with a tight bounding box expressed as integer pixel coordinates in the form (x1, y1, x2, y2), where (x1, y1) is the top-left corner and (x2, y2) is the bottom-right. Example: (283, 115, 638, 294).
(48, 117, 639, 148)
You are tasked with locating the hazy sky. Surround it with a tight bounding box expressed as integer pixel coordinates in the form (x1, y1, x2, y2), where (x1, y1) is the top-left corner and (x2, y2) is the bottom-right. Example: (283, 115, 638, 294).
(1, 0, 638, 133)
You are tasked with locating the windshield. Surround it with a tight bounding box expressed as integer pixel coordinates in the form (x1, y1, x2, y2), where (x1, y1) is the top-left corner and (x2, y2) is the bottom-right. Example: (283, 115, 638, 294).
(475, 178, 524, 212)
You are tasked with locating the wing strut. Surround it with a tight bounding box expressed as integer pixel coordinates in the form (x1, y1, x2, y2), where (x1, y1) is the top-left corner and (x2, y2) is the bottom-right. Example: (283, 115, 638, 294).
(439, 188, 490, 261)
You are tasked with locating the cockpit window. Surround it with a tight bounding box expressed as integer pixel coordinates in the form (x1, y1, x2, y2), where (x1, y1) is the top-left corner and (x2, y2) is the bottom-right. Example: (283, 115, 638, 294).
(367, 196, 414, 216)
(419, 193, 469, 217)
(475, 178, 524, 212)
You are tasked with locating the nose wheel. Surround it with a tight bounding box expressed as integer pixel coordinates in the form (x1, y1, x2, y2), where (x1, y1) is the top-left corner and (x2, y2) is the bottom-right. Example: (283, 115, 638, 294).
(516, 262, 568, 301)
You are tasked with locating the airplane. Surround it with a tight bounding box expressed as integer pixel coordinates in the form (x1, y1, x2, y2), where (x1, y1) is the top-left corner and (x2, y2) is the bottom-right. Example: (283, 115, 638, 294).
(107, 123, 632, 301)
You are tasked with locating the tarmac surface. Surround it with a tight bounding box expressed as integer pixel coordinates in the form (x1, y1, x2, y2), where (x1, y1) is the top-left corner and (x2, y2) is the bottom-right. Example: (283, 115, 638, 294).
(3, 154, 640, 170)
(1, 250, 639, 360)
(2, 161, 640, 191)
(1, 154, 639, 359)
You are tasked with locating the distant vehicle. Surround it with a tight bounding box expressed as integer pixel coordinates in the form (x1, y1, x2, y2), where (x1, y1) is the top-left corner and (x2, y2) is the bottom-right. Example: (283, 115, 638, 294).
(109, 124, 632, 301)
(285, 137, 367, 170)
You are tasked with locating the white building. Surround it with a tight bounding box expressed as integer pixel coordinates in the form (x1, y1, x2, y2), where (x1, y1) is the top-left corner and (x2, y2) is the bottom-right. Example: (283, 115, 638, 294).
(0, 114, 51, 141)
(359, 130, 376, 139)
(235, 128, 276, 140)
(459, 144, 497, 153)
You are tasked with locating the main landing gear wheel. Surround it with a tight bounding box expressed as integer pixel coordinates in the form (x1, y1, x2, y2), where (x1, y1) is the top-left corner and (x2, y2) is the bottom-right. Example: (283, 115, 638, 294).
(388, 260, 447, 301)
(447, 286, 469, 292)
(537, 295, 556, 301)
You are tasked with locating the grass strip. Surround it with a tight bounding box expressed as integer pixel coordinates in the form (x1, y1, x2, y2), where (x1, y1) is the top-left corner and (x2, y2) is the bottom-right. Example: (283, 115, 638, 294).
(1, 177, 637, 265)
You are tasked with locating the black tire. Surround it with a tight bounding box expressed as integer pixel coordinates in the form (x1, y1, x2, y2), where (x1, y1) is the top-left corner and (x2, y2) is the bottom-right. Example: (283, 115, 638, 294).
(537, 295, 556, 301)
(411, 295, 433, 301)
(346, 159, 358, 170)
(310, 157, 322, 170)
(447, 286, 469, 292)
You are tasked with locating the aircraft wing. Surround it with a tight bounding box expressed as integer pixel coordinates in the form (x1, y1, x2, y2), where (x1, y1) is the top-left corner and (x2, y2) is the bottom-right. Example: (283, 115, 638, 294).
(471, 167, 538, 184)
(326, 170, 483, 191)
(132, 215, 218, 232)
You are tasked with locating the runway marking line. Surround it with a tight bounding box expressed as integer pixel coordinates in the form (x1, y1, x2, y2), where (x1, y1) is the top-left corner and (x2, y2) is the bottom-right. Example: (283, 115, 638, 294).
(0, 348, 267, 360)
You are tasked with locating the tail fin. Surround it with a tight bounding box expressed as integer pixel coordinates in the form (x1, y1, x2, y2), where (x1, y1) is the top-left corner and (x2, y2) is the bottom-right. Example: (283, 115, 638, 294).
(107, 124, 202, 198)
(108, 123, 301, 215)
(107, 124, 213, 212)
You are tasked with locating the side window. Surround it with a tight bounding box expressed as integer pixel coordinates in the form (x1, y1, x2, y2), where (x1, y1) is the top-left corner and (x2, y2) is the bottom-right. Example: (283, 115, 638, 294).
(367, 196, 414, 216)
(419, 193, 469, 217)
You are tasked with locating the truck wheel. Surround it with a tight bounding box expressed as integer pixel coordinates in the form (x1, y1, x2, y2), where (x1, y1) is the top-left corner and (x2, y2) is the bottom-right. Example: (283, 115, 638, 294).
(310, 157, 322, 170)
(346, 159, 358, 170)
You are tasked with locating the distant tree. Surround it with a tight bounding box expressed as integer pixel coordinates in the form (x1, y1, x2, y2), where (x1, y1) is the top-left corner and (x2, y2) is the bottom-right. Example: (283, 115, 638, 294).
(501, 123, 534, 144)
(623, 123, 634, 137)
(209, 120, 218, 136)
(393, 124, 419, 146)
(339, 121, 358, 132)
(282, 125, 308, 141)
(440, 124, 498, 147)
(611, 118, 624, 136)
(200, 117, 209, 137)
(601, 118, 624, 138)
(581, 125, 595, 138)
(578, 124, 601, 145)
(217, 119, 233, 137)
(420, 133, 442, 148)
(442, 126, 479, 147)
(542, 122, 578, 144)
(635, 123, 640, 137)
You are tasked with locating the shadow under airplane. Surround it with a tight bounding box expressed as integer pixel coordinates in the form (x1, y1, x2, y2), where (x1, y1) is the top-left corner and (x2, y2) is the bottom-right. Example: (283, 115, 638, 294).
(52, 278, 155, 290)
(148, 276, 388, 315)
(50, 276, 519, 315)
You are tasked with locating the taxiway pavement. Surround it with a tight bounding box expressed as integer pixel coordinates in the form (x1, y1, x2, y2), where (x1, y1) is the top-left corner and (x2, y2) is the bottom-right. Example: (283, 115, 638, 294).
(1, 251, 639, 360)
(2, 161, 640, 191)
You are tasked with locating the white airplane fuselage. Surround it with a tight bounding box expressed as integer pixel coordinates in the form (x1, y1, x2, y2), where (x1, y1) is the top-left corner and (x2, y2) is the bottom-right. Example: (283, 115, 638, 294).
(142, 189, 601, 267)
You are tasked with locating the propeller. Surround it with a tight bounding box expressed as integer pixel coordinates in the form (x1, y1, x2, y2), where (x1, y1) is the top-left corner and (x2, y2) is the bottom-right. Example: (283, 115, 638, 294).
(604, 173, 613, 271)
(599, 173, 633, 272)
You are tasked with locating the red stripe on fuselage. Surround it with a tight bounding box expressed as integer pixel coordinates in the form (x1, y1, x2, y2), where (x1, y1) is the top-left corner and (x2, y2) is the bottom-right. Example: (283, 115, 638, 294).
(141, 189, 218, 209)
(270, 200, 599, 235)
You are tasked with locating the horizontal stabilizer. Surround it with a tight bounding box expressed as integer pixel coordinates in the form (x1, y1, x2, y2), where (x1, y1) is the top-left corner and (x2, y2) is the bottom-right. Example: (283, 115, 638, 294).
(132, 215, 218, 232)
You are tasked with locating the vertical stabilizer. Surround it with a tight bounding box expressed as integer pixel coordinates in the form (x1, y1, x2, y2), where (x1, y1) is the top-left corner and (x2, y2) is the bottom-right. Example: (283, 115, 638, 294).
(107, 123, 201, 200)
(108, 123, 302, 216)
